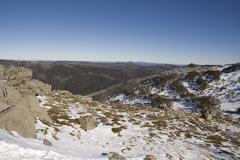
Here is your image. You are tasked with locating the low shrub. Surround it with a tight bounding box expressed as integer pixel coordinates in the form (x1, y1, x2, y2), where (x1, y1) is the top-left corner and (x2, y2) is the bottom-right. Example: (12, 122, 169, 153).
(152, 74, 177, 88)
(204, 70, 221, 81)
(193, 96, 219, 115)
(186, 71, 200, 81)
(170, 80, 189, 96)
(206, 135, 226, 145)
(152, 118, 167, 128)
(196, 77, 208, 90)
(150, 95, 173, 109)
(185, 92, 196, 99)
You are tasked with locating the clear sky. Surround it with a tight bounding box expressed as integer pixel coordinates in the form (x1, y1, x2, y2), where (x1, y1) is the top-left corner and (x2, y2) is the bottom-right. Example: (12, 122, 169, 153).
(0, 0, 239, 64)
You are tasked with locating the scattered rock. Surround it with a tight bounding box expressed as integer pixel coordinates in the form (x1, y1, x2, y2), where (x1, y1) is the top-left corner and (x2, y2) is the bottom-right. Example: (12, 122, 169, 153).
(146, 114, 158, 120)
(216, 111, 225, 119)
(108, 152, 126, 160)
(144, 155, 157, 160)
(77, 95, 93, 103)
(43, 138, 52, 146)
(80, 115, 97, 131)
(56, 90, 73, 97)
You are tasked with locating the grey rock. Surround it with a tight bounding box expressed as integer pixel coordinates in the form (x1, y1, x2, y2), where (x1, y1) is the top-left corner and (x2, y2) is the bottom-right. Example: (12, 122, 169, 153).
(43, 138, 52, 146)
(20, 79, 52, 95)
(202, 110, 213, 121)
(80, 115, 97, 131)
(0, 65, 52, 138)
(144, 155, 157, 160)
(77, 95, 93, 103)
(108, 152, 126, 160)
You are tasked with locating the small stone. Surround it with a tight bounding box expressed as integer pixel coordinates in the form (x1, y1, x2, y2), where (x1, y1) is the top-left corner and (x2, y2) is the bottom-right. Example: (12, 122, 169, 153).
(108, 152, 126, 160)
(201, 110, 212, 121)
(144, 155, 157, 160)
(43, 138, 52, 146)
(80, 115, 97, 131)
(101, 152, 108, 156)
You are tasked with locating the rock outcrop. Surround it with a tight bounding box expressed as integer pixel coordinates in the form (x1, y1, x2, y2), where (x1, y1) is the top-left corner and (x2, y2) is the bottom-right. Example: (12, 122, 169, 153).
(0, 65, 52, 138)
(2, 65, 32, 85)
(20, 79, 52, 95)
(54, 90, 93, 104)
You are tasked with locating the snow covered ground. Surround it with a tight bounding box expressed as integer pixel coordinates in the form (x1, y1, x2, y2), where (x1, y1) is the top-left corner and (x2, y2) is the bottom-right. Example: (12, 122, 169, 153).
(1, 65, 240, 160)
(1, 90, 240, 160)
(110, 94, 151, 107)
(0, 129, 86, 160)
(204, 71, 240, 115)
(111, 66, 240, 118)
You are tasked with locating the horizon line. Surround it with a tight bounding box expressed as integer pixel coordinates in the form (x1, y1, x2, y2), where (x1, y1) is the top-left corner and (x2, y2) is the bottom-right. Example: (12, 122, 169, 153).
(0, 58, 232, 66)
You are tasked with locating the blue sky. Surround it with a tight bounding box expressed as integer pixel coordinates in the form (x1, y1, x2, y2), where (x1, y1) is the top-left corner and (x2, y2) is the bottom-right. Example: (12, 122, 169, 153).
(0, 0, 239, 64)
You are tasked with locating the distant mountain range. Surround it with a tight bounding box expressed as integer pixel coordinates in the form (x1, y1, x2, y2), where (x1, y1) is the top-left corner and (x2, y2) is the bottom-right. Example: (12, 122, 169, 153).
(0, 59, 179, 95)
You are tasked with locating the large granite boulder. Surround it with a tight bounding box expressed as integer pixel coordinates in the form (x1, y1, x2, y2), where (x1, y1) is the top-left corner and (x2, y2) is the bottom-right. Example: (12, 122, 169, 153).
(0, 103, 37, 138)
(0, 65, 52, 138)
(19, 79, 52, 95)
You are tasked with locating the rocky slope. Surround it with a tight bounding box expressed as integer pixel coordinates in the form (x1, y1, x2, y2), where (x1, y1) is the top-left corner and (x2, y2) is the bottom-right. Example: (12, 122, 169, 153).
(100, 63, 240, 119)
(0, 65, 52, 138)
(0, 64, 239, 160)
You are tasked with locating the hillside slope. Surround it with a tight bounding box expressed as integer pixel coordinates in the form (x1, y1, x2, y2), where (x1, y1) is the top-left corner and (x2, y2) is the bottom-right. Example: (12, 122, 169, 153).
(0, 64, 239, 160)
(0, 60, 178, 95)
(101, 63, 240, 119)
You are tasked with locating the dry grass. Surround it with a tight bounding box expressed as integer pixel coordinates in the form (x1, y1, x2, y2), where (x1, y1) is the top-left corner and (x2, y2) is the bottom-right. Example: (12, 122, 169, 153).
(206, 135, 226, 145)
